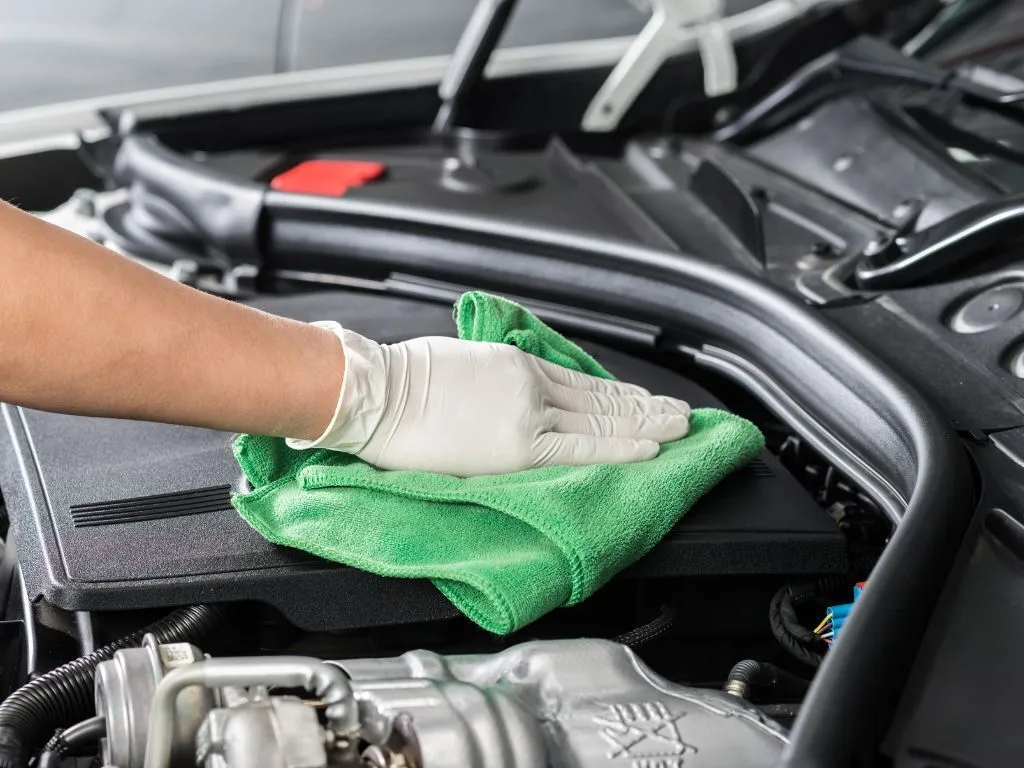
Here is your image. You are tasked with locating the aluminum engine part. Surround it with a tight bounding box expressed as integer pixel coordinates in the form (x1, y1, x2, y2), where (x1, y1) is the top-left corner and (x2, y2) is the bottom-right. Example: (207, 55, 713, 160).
(145, 657, 358, 768)
(94, 634, 215, 768)
(197, 693, 328, 768)
(95, 639, 787, 768)
(337, 638, 788, 768)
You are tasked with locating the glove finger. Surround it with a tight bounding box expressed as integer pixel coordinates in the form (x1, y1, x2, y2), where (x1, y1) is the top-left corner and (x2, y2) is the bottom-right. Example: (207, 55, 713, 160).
(547, 383, 691, 418)
(549, 409, 689, 442)
(534, 357, 650, 397)
(533, 433, 660, 467)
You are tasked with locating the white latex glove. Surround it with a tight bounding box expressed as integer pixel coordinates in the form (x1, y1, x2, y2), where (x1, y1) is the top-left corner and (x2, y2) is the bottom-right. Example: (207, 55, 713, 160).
(286, 322, 691, 476)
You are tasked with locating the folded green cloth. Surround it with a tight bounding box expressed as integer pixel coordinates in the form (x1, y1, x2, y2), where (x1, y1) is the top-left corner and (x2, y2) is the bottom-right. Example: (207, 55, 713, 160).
(232, 292, 764, 634)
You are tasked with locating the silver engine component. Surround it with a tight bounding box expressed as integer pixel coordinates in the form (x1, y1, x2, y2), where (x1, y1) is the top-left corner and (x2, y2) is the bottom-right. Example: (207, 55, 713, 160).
(197, 693, 331, 768)
(94, 636, 216, 768)
(94, 638, 787, 768)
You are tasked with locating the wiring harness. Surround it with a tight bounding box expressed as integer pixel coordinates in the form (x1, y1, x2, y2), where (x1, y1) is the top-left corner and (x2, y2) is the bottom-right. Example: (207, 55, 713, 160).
(769, 578, 868, 668)
(814, 582, 865, 648)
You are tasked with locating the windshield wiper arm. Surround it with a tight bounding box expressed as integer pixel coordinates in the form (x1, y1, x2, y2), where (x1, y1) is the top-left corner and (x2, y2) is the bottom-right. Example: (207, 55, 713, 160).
(715, 35, 1024, 144)
(582, 0, 735, 133)
(854, 194, 1024, 290)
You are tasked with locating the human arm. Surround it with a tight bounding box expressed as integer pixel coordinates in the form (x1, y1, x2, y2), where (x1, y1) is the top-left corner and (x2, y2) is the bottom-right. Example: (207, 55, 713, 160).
(0, 200, 690, 476)
(0, 200, 342, 441)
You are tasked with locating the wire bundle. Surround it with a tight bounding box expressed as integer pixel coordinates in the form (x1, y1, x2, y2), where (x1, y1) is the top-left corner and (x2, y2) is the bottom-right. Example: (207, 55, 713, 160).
(814, 612, 836, 648)
(768, 586, 826, 668)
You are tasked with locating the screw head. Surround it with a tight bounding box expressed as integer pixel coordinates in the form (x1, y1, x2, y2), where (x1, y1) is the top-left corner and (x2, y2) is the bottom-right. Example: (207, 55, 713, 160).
(833, 154, 854, 172)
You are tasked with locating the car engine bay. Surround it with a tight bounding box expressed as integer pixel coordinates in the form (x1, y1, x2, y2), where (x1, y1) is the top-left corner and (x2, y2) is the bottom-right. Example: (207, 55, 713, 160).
(3, 0, 1024, 766)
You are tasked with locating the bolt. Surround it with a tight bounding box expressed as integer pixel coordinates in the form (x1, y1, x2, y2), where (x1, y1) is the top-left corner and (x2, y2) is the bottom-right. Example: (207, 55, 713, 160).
(811, 242, 835, 258)
(70, 189, 96, 217)
(892, 199, 917, 221)
(362, 745, 407, 768)
(649, 135, 683, 160)
(862, 232, 893, 258)
(833, 154, 854, 173)
(325, 730, 354, 753)
(796, 254, 817, 271)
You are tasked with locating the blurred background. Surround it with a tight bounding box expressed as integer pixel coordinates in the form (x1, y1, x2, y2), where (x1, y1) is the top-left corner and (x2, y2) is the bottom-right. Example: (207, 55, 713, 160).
(0, 0, 639, 110)
(0, 0, 776, 111)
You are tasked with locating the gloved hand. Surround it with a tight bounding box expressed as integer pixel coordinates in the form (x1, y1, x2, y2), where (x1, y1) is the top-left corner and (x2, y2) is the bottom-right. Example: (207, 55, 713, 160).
(286, 323, 691, 476)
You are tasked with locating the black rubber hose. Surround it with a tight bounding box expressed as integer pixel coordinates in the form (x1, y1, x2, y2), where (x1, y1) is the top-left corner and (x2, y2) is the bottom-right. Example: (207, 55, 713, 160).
(0, 604, 224, 768)
(37, 716, 105, 768)
(614, 604, 678, 649)
(769, 586, 824, 669)
(724, 660, 811, 699)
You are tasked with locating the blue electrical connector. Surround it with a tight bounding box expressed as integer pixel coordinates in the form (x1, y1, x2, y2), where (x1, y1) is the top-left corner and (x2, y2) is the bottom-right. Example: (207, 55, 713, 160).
(816, 582, 865, 648)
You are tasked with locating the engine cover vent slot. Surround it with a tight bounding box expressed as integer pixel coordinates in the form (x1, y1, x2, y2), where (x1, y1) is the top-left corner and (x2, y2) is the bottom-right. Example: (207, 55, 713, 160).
(70, 485, 233, 528)
(743, 458, 774, 478)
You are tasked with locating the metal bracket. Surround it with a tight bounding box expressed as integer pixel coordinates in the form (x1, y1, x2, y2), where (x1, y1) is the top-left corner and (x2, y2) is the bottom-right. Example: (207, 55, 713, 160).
(582, 0, 735, 132)
(583, 0, 859, 133)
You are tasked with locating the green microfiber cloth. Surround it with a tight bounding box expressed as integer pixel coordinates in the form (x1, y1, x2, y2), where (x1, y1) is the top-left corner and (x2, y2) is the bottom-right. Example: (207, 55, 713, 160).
(231, 292, 764, 634)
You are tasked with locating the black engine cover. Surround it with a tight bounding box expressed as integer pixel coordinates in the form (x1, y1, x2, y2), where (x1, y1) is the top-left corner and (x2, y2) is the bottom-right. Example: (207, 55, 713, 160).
(0, 291, 844, 630)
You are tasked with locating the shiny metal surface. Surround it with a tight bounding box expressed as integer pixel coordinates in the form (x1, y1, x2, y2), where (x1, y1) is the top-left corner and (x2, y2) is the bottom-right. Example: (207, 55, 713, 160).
(338, 639, 788, 768)
(95, 639, 785, 768)
(94, 635, 215, 768)
(143, 657, 358, 768)
(197, 695, 329, 768)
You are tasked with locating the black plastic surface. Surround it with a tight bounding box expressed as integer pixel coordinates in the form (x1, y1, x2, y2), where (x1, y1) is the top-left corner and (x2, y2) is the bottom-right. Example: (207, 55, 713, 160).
(888, 518, 1022, 768)
(748, 95, 991, 227)
(110, 134, 265, 265)
(884, 443, 1022, 768)
(822, 274, 1024, 432)
(0, 291, 842, 632)
(109, 135, 670, 267)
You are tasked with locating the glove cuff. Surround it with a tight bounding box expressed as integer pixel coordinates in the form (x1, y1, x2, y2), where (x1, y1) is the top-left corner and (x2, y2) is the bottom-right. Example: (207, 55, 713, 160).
(285, 322, 388, 454)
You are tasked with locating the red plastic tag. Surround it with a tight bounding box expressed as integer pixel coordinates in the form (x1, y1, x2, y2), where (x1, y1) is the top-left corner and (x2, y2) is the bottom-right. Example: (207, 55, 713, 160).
(270, 160, 386, 196)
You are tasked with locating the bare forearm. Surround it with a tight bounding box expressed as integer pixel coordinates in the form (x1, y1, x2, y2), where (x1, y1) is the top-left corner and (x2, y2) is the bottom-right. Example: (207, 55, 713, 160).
(0, 201, 343, 440)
